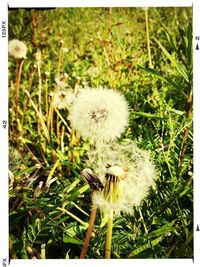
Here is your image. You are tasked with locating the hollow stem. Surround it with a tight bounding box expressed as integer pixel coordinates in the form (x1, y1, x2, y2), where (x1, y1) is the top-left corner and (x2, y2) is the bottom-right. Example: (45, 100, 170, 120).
(105, 209, 113, 259)
(80, 204, 97, 259)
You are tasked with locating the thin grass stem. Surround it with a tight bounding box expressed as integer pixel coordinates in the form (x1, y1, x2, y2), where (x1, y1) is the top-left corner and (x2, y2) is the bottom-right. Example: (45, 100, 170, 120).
(145, 8, 153, 68)
(45, 76, 49, 116)
(15, 59, 24, 123)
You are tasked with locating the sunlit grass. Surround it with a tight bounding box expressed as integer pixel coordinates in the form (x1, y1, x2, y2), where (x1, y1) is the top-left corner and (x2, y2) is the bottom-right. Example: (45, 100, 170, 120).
(8, 7, 193, 259)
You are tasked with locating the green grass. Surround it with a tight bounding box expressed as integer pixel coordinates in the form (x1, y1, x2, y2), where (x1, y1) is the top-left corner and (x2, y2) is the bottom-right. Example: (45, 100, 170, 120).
(8, 7, 192, 259)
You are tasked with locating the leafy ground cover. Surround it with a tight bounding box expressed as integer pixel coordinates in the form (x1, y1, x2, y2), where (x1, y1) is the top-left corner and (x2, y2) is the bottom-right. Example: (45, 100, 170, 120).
(8, 7, 193, 259)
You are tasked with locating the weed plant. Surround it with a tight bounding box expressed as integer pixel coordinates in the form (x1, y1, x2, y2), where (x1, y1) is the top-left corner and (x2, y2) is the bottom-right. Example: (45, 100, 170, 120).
(8, 7, 192, 259)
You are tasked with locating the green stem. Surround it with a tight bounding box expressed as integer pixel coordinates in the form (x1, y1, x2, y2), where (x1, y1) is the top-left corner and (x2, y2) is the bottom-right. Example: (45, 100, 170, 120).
(105, 209, 113, 259)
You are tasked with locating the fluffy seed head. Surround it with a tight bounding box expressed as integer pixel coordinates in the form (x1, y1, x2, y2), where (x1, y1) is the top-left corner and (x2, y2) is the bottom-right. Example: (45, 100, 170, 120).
(106, 166, 125, 177)
(50, 90, 76, 110)
(88, 140, 157, 217)
(69, 87, 129, 144)
(8, 39, 27, 59)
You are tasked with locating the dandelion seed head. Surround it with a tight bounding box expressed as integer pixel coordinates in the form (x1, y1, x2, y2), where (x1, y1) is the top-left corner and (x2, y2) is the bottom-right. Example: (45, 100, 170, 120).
(106, 165, 125, 177)
(8, 39, 27, 59)
(70, 87, 129, 144)
(89, 140, 157, 217)
(51, 90, 76, 109)
(55, 78, 67, 89)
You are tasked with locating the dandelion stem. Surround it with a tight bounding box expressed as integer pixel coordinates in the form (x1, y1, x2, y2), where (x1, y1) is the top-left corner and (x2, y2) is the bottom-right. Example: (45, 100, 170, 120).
(15, 59, 24, 123)
(97, 32, 110, 67)
(55, 107, 71, 131)
(108, 8, 112, 40)
(57, 42, 63, 78)
(105, 209, 113, 259)
(56, 112, 60, 145)
(21, 70, 35, 128)
(145, 8, 153, 68)
(61, 125, 65, 153)
(24, 89, 50, 143)
(31, 10, 37, 51)
(80, 204, 97, 259)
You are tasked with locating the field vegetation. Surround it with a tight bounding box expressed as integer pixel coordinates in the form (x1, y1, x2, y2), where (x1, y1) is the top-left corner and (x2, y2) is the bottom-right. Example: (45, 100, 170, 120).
(8, 7, 193, 259)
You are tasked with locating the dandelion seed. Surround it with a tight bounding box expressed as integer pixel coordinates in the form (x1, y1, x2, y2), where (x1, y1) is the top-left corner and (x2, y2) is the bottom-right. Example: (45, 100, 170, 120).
(8, 39, 27, 59)
(88, 140, 156, 217)
(70, 87, 129, 144)
(50, 90, 76, 109)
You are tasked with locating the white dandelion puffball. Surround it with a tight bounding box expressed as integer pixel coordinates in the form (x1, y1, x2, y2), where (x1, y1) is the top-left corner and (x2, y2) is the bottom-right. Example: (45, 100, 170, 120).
(8, 39, 27, 59)
(51, 90, 76, 110)
(70, 88, 129, 143)
(89, 140, 157, 217)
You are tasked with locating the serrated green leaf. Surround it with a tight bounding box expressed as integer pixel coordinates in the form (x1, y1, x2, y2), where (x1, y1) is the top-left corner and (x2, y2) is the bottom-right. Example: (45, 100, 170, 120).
(128, 235, 165, 258)
(148, 221, 179, 238)
(63, 234, 83, 245)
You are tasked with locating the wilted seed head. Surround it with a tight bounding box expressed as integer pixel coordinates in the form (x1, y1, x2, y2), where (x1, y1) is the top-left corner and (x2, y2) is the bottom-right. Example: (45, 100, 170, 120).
(70, 87, 129, 144)
(55, 77, 67, 89)
(81, 168, 104, 191)
(50, 89, 76, 110)
(8, 39, 27, 59)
